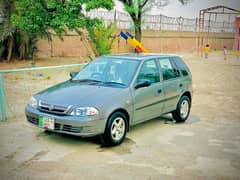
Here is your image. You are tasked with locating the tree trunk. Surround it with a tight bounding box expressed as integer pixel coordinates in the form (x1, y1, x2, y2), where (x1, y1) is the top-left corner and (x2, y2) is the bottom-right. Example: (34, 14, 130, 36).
(134, 9, 142, 42)
(134, 23, 142, 42)
(7, 35, 13, 61)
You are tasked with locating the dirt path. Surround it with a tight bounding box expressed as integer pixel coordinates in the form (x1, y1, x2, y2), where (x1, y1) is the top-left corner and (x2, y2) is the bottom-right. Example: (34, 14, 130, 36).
(0, 57, 89, 70)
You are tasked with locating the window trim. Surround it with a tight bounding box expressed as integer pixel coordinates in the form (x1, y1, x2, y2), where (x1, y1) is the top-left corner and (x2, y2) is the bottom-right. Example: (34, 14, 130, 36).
(157, 57, 181, 82)
(170, 57, 182, 78)
(172, 56, 190, 78)
(134, 58, 161, 86)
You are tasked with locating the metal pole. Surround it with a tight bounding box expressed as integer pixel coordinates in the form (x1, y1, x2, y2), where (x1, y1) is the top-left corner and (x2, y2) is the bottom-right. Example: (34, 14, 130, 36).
(207, 13, 211, 43)
(195, 17, 198, 32)
(0, 73, 6, 121)
(114, 9, 117, 24)
(51, 39, 53, 57)
(159, 14, 162, 31)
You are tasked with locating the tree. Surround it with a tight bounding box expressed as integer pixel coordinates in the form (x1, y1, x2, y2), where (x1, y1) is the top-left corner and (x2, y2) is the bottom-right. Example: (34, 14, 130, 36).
(0, 0, 39, 61)
(0, 0, 16, 61)
(12, 0, 114, 39)
(118, 0, 190, 42)
(87, 23, 116, 56)
(1, 0, 115, 61)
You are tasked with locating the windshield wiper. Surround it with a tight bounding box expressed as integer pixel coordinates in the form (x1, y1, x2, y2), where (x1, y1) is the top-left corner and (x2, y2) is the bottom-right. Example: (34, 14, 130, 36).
(103, 81, 126, 86)
(71, 79, 126, 86)
(71, 79, 102, 83)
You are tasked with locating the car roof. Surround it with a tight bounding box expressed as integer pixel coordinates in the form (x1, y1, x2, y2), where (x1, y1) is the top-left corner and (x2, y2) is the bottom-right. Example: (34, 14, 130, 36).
(103, 53, 179, 61)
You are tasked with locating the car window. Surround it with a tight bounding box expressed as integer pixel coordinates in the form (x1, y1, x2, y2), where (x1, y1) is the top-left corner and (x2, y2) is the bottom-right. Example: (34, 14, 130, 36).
(158, 58, 180, 80)
(173, 57, 190, 77)
(73, 57, 140, 86)
(136, 60, 160, 84)
(170, 58, 181, 77)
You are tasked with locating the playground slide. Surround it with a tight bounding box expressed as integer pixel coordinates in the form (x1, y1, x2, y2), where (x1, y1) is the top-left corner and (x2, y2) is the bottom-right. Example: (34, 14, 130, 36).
(120, 31, 149, 53)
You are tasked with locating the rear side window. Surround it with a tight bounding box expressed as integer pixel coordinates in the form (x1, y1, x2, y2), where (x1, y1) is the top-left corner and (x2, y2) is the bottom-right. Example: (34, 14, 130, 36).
(158, 58, 180, 80)
(173, 57, 190, 77)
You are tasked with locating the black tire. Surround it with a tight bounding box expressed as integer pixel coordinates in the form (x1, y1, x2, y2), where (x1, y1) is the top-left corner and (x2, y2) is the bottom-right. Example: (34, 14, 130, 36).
(172, 95, 191, 123)
(101, 112, 127, 146)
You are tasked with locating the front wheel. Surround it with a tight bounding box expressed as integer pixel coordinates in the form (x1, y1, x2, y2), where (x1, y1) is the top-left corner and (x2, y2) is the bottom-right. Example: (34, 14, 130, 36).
(101, 112, 127, 146)
(172, 96, 191, 122)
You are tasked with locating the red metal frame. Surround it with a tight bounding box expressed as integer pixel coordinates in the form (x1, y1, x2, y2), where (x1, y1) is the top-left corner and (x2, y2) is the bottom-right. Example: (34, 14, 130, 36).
(198, 6, 240, 56)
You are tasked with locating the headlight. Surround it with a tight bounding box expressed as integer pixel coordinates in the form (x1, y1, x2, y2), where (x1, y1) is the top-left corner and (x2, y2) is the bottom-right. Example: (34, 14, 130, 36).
(70, 107, 99, 116)
(28, 96, 37, 109)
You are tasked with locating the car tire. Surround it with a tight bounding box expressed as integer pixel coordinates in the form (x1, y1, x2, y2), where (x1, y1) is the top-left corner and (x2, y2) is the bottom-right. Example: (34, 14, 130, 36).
(101, 112, 127, 146)
(172, 95, 191, 123)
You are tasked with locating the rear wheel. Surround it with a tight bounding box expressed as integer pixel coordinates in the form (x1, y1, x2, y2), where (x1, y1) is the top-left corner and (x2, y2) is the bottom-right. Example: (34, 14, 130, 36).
(101, 112, 127, 146)
(172, 96, 191, 122)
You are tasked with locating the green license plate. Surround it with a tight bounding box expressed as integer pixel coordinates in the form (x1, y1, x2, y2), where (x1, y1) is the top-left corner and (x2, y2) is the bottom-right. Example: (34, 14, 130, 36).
(39, 116, 55, 130)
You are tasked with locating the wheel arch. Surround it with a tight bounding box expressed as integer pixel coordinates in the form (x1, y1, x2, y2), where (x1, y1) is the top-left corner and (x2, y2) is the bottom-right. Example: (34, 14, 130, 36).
(107, 108, 130, 132)
(181, 91, 192, 106)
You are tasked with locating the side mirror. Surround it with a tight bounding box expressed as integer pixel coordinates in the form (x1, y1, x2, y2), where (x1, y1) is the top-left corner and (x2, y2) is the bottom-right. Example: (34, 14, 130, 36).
(70, 71, 78, 79)
(135, 80, 151, 89)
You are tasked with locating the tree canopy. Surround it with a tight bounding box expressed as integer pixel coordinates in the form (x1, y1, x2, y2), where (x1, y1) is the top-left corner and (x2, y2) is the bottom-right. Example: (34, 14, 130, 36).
(12, 0, 114, 38)
(0, 0, 115, 61)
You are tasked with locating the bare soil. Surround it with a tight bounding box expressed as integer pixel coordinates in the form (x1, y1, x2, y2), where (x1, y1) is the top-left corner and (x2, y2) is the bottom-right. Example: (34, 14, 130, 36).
(0, 57, 89, 70)
(0, 52, 240, 180)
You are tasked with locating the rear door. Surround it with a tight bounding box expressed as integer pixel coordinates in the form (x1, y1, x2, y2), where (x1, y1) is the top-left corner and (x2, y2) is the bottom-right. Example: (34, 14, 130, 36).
(157, 57, 182, 113)
(132, 59, 165, 124)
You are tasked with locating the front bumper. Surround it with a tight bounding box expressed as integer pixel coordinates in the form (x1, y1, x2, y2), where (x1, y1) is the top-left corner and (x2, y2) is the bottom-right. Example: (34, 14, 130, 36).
(25, 105, 106, 137)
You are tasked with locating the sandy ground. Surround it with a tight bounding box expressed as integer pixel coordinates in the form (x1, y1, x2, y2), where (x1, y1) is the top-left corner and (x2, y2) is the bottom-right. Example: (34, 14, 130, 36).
(0, 52, 240, 180)
(0, 57, 89, 70)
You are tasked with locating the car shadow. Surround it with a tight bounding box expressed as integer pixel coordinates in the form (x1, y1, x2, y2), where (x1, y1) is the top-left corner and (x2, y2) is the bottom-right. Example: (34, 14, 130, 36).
(126, 114, 201, 133)
(36, 130, 102, 146)
(34, 114, 200, 150)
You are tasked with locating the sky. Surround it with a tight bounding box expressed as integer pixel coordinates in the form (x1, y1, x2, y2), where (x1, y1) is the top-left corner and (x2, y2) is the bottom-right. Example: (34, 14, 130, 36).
(114, 0, 240, 21)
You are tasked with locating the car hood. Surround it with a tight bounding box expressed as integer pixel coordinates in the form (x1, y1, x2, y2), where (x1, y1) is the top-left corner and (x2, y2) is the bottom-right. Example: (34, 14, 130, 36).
(35, 81, 127, 107)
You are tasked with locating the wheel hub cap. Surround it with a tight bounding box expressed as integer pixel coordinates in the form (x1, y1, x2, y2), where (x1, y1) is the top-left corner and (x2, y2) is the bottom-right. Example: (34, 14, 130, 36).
(111, 117, 125, 141)
(180, 100, 189, 119)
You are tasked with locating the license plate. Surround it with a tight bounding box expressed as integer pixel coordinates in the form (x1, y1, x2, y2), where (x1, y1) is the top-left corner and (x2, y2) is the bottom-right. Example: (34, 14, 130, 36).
(39, 116, 55, 130)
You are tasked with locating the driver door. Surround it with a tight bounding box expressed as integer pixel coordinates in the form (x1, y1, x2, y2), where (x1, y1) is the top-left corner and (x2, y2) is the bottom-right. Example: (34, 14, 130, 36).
(132, 59, 165, 124)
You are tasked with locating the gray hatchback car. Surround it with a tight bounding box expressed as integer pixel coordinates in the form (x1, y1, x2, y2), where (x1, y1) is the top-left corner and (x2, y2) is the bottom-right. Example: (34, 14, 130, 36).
(25, 54, 192, 146)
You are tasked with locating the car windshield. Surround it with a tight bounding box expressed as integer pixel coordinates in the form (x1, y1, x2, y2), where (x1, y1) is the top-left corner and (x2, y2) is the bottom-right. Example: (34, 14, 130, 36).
(72, 57, 140, 87)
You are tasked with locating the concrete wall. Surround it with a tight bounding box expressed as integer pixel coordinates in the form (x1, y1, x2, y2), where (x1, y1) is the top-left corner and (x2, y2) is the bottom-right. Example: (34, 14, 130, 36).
(36, 35, 90, 58)
(36, 30, 235, 57)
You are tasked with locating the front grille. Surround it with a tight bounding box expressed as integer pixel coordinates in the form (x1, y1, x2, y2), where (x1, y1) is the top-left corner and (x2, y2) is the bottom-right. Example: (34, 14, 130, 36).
(27, 115, 80, 134)
(27, 116, 39, 125)
(62, 125, 81, 133)
(38, 101, 72, 115)
(54, 123, 61, 131)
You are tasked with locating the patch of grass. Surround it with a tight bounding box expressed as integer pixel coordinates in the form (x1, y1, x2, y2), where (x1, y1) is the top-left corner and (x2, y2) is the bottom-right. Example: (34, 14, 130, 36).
(46, 76, 51, 80)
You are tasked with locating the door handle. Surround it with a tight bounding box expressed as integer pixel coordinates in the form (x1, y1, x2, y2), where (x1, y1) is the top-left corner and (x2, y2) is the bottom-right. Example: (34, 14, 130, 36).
(157, 89, 162, 93)
(179, 84, 183, 87)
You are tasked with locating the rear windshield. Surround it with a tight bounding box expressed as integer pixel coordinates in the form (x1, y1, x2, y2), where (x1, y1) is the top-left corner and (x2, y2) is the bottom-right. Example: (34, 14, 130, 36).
(172, 57, 191, 77)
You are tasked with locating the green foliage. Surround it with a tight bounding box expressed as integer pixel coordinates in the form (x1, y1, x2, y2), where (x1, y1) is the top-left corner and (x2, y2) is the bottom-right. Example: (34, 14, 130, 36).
(85, 0, 114, 11)
(87, 22, 116, 55)
(0, 0, 15, 41)
(0, 0, 14, 60)
(1, 0, 114, 61)
(0, 0, 39, 60)
(12, 0, 114, 39)
(46, 76, 51, 80)
(12, 1, 48, 38)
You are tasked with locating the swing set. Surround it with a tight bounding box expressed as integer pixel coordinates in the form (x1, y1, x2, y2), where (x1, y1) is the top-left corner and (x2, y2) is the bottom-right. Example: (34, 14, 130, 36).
(198, 6, 240, 56)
